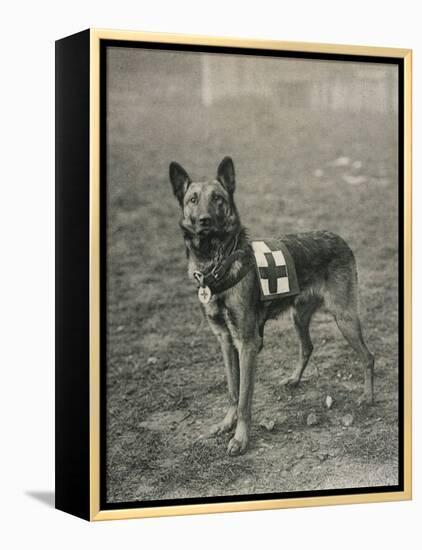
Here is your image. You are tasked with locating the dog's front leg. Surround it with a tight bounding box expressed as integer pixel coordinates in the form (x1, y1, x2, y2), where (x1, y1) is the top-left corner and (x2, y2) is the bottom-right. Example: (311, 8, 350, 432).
(209, 333, 240, 436)
(205, 315, 240, 437)
(227, 338, 259, 456)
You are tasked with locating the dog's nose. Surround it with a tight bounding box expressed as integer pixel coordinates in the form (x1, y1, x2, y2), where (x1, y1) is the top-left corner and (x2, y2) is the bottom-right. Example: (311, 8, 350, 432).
(198, 215, 211, 226)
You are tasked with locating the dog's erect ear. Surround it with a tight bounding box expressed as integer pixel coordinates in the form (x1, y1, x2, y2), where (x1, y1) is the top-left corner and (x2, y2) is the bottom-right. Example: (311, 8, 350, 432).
(169, 162, 191, 205)
(217, 156, 235, 194)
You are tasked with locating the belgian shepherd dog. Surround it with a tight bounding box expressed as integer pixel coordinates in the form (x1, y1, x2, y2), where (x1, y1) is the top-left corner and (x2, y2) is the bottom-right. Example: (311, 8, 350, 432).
(169, 156, 374, 456)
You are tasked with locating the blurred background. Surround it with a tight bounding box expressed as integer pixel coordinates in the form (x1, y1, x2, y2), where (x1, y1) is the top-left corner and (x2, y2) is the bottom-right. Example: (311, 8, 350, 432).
(108, 48, 397, 113)
(106, 46, 399, 504)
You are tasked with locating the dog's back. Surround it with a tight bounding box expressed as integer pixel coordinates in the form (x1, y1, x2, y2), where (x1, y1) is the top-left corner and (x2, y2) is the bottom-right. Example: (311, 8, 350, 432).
(281, 230, 357, 308)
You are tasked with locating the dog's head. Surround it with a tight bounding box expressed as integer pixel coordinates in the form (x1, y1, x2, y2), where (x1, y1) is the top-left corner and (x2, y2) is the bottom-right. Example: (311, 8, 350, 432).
(169, 157, 240, 242)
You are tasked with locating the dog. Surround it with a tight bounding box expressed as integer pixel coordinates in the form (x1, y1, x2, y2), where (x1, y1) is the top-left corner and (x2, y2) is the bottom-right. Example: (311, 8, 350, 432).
(169, 156, 374, 456)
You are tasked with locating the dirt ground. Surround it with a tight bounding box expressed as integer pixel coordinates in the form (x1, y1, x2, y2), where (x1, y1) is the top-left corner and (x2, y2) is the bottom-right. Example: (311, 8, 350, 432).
(105, 86, 399, 503)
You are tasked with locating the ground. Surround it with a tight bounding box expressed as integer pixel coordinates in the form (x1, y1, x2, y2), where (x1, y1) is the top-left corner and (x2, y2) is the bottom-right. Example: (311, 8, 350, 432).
(106, 97, 399, 503)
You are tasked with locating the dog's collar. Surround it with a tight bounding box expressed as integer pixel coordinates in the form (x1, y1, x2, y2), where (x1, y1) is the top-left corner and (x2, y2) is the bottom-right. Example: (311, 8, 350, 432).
(193, 232, 253, 298)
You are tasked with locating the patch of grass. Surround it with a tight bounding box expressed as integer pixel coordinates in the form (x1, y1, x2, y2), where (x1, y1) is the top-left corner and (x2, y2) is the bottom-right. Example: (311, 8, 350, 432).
(154, 438, 255, 499)
(106, 427, 163, 502)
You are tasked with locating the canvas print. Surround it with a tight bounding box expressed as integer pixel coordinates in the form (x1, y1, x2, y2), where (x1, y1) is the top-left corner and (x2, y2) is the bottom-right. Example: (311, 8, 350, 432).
(104, 45, 400, 505)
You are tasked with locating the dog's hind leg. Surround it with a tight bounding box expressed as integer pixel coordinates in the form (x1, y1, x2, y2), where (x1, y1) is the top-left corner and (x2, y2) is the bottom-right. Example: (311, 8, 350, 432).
(333, 312, 374, 405)
(280, 296, 320, 387)
(325, 263, 374, 405)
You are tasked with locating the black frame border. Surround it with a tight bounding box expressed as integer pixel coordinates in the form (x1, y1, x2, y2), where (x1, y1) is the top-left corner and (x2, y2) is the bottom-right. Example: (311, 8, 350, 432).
(55, 29, 91, 520)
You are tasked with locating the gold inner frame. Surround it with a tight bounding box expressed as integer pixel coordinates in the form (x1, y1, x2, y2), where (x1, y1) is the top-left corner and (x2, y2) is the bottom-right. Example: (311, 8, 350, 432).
(89, 28, 412, 521)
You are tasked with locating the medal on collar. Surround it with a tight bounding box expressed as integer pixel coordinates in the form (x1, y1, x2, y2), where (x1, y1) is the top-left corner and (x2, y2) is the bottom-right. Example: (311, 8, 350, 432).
(198, 286, 212, 304)
(194, 271, 212, 304)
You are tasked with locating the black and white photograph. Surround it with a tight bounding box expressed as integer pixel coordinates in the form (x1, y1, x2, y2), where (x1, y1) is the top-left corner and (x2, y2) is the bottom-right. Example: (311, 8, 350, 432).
(103, 42, 403, 506)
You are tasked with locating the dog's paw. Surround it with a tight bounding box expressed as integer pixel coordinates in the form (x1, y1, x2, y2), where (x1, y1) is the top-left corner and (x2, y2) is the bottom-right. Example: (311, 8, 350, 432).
(280, 375, 300, 388)
(357, 392, 374, 406)
(208, 421, 233, 438)
(227, 437, 247, 456)
(207, 408, 237, 438)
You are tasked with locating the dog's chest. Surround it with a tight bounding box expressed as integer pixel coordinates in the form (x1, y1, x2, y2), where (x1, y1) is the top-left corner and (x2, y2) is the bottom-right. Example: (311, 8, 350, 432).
(203, 297, 223, 320)
(202, 296, 235, 328)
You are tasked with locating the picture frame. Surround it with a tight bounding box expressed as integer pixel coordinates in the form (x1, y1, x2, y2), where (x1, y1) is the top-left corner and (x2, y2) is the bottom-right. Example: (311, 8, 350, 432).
(55, 28, 412, 521)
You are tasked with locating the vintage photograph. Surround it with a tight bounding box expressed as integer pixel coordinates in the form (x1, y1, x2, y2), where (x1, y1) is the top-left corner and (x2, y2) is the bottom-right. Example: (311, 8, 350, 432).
(104, 44, 400, 504)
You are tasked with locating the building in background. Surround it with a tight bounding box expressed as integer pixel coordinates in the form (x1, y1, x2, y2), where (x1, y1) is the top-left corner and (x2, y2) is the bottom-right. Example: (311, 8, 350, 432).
(200, 54, 397, 113)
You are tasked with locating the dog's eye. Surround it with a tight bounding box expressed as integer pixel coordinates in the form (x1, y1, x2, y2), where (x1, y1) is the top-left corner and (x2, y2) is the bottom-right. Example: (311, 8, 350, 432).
(212, 194, 223, 204)
(189, 196, 197, 204)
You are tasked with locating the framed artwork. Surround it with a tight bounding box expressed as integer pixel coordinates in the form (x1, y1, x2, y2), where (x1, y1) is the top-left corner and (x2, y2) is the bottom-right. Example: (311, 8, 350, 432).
(55, 29, 412, 521)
